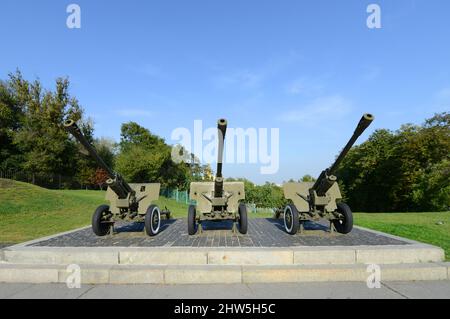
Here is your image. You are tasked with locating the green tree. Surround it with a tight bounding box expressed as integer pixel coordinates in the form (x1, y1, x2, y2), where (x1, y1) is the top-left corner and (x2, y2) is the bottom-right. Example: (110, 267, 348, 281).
(94, 137, 116, 169)
(0, 80, 24, 170)
(300, 175, 316, 182)
(115, 122, 189, 188)
(337, 112, 450, 212)
(3, 71, 83, 185)
(73, 118, 99, 188)
(230, 178, 286, 208)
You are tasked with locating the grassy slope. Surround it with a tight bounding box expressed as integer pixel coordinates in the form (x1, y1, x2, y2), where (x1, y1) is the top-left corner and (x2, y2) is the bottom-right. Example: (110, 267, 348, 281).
(0, 180, 107, 243)
(354, 212, 450, 260)
(0, 179, 271, 243)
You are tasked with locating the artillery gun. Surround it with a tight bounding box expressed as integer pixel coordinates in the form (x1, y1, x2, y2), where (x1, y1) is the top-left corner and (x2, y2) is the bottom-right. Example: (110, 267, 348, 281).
(64, 120, 170, 237)
(188, 119, 248, 235)
(279, 114, 374, 235)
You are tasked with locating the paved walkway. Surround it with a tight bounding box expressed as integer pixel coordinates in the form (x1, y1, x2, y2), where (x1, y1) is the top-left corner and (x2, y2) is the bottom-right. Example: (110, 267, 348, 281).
(1, 281, 449, 299)
(29, 218, 407, 248)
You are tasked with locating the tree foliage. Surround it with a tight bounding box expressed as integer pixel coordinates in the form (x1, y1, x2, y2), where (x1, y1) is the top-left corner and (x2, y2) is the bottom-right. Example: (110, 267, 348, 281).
(115, 122, 190, 188)
(226, 178, 286, 208)
(0, 71, 85, 186)
(336, 112, 449, 212)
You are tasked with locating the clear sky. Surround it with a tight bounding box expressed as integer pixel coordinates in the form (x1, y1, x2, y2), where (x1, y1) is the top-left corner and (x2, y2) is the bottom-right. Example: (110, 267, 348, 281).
(1, 0, 449, 184)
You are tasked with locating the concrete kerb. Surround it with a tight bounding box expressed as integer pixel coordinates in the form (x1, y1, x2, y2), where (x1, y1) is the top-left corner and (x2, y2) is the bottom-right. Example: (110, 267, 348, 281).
(1, 247, 120, 265)
(118, 244, 444, 265)
(438, 262, 450, 279)
(0, 264, 61, 283)
(353, 225, 423, 245)
(355, 245, 445, 264)
(0, 262, 448, 284)
(242, 264, 369, 283)
(109, 265, 165, 284)
(447, 262, 450, 279)
(1, 245, 444, 266)
(119, 248, 208, 265)
(164, 265, 243, 284)
(378, 263, 448, 281)
(6, 225, 91, 249)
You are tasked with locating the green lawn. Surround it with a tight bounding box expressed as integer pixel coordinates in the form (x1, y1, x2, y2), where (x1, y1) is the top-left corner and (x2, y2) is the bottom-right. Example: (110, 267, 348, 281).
(0, 179, 106, 243)
(0, 179, 271, 243)
(354, 212, 450, 260)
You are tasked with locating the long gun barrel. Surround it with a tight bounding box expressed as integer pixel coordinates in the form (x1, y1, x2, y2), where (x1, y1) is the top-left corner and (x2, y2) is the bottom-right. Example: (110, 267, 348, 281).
(64, 119, 133, 199)
(312, 113, 374, 196)
(214, 118, 227, 198)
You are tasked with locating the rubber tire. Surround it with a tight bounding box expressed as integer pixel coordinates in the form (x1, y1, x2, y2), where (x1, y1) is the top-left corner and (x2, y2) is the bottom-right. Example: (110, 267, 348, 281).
(333, 202, 353, 234)
(188, 205, 197, 235)
(145, 205, 161, 236)
(238, 203, 248, 234)
(283, 204, 300, 235)
(92, 205, 111, 237)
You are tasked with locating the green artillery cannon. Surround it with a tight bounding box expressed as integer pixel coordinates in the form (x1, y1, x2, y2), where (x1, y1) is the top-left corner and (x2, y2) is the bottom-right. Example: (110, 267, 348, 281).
(64, 120, 170, 237)
(278, 114, 374, 235)
(188, 119, 248, 235)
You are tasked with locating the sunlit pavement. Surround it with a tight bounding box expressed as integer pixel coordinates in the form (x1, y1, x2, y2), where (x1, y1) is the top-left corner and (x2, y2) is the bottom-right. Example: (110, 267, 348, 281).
(1, 281, 449, 299)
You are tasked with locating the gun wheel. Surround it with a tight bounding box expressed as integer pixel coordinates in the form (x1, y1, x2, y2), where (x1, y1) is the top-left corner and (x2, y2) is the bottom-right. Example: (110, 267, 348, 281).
(188, 205, 197, 235)
(333, 202, 353, 234)
(145, 205, 161, 236)
(284, 204, 300, 235)
(92, 205, 112, 237)
(238, 203, 248, 234)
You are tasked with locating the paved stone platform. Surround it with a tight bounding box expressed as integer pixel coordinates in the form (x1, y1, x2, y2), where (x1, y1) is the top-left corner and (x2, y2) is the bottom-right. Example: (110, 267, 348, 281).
(1, 219, 446, 284)
(29, 218, 409, 247)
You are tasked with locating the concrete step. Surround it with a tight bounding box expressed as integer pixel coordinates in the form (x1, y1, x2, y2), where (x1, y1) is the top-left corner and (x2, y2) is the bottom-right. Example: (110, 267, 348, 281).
(0, 262, 448, 284)
(1, 245, 444, 266)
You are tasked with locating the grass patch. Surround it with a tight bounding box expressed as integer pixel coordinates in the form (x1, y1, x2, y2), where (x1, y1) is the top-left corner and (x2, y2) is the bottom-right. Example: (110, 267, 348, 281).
(354, 212, 450, 260)
(0, 179, 271, 243)
(0, 180, 108, 243)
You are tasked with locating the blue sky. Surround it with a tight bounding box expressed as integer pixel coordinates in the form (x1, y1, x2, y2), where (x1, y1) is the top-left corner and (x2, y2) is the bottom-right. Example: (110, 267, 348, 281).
(1, 0, 449, 184)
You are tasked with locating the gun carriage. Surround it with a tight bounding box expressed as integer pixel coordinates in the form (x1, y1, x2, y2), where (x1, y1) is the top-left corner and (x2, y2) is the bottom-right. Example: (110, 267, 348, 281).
(278, 114, 374, 235)
(188, 119, 248, 235)
(65, 120, 170, 236)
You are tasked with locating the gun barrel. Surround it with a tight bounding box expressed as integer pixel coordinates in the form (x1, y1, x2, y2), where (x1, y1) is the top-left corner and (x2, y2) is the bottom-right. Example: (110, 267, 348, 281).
(64, 119, 132, 199)
(215, 118, 227, 197)
(328, 113, 374, 174)
(64, 120, 116, 177)
(313, 113, 374, 196)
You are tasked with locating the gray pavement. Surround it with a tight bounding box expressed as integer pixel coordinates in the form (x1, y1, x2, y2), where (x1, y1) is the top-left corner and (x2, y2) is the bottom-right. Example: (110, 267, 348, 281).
(1, 281, 448, 299)
(30, 218, 408, 248)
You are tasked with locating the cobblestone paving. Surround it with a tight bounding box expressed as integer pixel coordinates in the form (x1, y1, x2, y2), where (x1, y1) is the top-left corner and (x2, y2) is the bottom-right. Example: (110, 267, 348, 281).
(29, 218, 409, 247)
